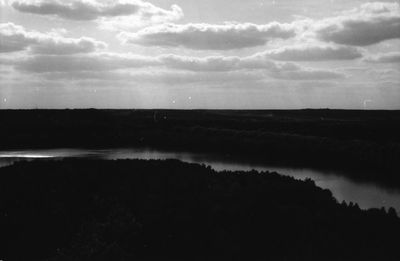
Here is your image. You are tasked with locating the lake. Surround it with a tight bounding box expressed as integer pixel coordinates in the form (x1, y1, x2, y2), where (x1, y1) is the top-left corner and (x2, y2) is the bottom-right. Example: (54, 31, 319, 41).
(1, 148, 399, 213)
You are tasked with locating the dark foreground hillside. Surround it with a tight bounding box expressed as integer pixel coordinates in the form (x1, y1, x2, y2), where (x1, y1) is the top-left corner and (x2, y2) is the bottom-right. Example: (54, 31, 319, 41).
(1, 159, 399, 261)
(1, 109, 400, 185)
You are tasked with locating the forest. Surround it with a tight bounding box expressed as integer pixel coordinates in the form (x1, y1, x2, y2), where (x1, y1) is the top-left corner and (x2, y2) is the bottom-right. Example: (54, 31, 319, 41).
(1, 159, 399, 261)
(1, 109, 399, 185)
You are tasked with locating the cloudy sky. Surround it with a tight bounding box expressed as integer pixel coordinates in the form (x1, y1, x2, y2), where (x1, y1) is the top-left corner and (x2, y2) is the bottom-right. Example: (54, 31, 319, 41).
(0, 0, 399, 109)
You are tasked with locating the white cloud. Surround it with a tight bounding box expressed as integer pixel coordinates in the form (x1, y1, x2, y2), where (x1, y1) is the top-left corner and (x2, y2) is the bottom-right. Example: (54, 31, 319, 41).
(263, 45, 364, 61)
(0, 22, 107, 54)
(315, 2, 400, 46)
(119, 22, 296, 50)
(364, 52, 400, 63)
(9, 0, 183, 30)
(99, 4, 183, 31)
(117, 2, 400, 50)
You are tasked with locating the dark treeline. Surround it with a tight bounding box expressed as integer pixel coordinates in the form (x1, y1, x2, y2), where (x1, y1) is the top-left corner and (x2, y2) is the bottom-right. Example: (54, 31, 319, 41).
(1, 109, 400, 184)
(1, 159, 399, 261)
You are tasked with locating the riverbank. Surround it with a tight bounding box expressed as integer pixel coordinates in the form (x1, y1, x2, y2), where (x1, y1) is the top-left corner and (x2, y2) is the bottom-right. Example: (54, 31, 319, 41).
(2, 147, 400, 212)
(1, 159, 399, 261)
(1, 109, 399, 186)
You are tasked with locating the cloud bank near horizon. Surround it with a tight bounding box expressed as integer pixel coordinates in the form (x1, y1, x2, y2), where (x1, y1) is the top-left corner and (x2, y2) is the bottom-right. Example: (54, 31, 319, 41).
(0, 0, 399, 109)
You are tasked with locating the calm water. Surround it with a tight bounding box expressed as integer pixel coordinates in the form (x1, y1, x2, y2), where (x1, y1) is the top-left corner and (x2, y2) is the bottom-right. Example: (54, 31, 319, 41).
(1, 148, 400, 213)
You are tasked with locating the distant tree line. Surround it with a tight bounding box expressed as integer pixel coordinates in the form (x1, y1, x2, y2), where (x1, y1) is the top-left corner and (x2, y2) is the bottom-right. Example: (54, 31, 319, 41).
(1, 109, 399, 185)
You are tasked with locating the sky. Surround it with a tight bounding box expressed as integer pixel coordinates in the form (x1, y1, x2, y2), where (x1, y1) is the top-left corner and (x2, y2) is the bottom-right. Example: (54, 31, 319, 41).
(0, 0, 399, 109)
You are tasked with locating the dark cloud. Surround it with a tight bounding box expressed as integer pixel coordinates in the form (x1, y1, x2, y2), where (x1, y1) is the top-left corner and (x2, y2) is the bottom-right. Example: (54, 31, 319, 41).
(159, 55, 242, 71)
(0, 23, 37, 52)
(5, 51, 345, 81)
(12, 0, 132, 20)
(264, 45, 363, 61)
(10, 0, 183, 29)
(272, 69, 345, 80)
(13, 53, 160, 73)
(119, 22, 296, 50)
(31, 37, 107, 55)
(364, 52, 400, 63)
(316, 2, 400, 46)
(0, 22, 106, 54)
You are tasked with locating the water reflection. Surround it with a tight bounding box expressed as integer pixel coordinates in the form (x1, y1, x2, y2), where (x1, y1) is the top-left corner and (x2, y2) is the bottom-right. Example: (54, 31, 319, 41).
(1, 148, 399, 213)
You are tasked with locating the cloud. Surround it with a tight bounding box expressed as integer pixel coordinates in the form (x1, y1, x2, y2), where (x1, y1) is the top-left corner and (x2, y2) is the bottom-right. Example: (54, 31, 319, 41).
(119, 22, 296, 50)
(4, 51, 345, 81)
(243, 53, 344, 80)
(31, 37, 107, 55)
(272, 69, 344, 80)
(315, 2, 400, 46)
(0, 22, 107, 54)
(117, 2, 400, 50)
(159, 55, 242, 72)
(100, 4, 183, 31)
(13, 53, 160, 73)
(11, 0, 142, 20)
(364, 52, 400, 63)
(38, 70, 265, 86)
(263, 45, 364, 61)
(115, 2, 400, 50)
(157, 54, 345, 81)
(162, 54, 344, 80)
(10, 0, 183, 29)
(0, 23, 38, 52)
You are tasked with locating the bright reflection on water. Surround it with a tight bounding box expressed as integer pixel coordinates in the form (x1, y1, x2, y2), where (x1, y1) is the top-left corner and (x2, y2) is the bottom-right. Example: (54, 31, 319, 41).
(1, 148, 399, 213)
